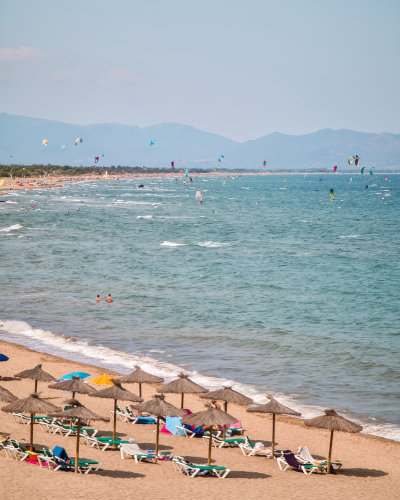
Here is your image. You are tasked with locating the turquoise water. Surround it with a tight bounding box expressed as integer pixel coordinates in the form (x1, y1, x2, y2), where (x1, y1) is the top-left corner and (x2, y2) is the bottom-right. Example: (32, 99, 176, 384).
(1, 173, 399, 440)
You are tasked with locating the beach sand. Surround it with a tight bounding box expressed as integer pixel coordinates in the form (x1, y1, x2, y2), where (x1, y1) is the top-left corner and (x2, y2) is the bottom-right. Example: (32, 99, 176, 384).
(0, 339, 398, 500)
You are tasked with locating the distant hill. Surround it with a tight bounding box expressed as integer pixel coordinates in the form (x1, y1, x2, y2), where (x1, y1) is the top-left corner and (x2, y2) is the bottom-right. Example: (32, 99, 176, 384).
(1, 113, 399, 169)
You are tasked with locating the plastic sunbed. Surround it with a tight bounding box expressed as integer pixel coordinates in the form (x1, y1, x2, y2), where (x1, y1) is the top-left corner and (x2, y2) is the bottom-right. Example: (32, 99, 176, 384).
(239, 436, 282, 457)
(172, 456, 230, 479)
(277, 450, 328, 475)
(296, 446, 342, 470)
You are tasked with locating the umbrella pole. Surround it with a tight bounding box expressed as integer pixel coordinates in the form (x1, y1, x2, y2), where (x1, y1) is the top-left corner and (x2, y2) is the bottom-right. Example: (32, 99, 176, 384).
(207, 426, 213, 466)
(138, 384, 142, 416)
(271, 413, 276, 459)
(113, 399, 117, 441)
(327, 429, 334, 474)
(156, 416, 160, 457)
(222, 401, 228, 439)
(30, 412, 34, 451)
(75, 419, 81, 474)
(70, 392, 75, 428)
(34, 379, 37, 393)
(181, 393, 184, 409)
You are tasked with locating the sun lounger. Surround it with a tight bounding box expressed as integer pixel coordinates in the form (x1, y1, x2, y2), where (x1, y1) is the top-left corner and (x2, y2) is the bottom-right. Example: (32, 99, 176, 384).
(226, 420, 243, 435)
(277, 450, 327, 475)
(50, 446, 102, 473)
(83, 435, 129, 451)
(120, 438, 173, 462)
(124, 406, 157, 424)
(172, 456, 230, 479)
(204, 434, 246, 448)
(239, 436, 282, 457)
(296, 446, 342, 470)
(3, 439, 29, 461)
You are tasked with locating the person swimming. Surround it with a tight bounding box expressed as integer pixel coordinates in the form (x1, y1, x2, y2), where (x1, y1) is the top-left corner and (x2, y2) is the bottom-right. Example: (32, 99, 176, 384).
(96, 295, 101, 302)
(105, 294, 113, 302)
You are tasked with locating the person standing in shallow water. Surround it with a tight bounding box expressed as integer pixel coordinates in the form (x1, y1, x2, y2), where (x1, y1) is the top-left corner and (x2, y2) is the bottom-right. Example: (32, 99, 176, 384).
(105, 294, 113, 302)
(95, 295, 101, 302)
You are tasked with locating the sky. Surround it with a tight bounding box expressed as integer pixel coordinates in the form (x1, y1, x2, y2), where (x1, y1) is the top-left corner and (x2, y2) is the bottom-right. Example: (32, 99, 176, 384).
(0, 0, 399, 142)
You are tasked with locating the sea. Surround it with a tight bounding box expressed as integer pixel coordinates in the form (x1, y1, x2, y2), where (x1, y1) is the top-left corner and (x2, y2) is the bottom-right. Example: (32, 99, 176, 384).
(1, 172, 399, 441)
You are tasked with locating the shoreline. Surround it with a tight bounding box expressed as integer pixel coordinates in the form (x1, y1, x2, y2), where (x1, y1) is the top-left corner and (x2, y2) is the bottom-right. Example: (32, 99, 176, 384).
(0, 170, 394, 193)
(1, 328, 398, 445)
(0, 338, 399, 499)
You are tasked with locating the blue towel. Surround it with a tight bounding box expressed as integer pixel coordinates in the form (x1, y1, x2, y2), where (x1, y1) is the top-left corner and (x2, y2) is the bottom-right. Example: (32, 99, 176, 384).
(165, 417, 182, 435)
(53, 446, 69, 462)
(136, 416, 156, 424)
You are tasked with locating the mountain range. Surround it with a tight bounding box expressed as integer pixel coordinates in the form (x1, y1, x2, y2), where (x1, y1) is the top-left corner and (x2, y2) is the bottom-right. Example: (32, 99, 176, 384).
(1, 113, 399, 170)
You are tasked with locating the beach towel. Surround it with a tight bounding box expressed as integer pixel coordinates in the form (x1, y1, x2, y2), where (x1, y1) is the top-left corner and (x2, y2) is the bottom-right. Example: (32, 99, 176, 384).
(165, 417, 183, 435)
(53, 446, 70, 463)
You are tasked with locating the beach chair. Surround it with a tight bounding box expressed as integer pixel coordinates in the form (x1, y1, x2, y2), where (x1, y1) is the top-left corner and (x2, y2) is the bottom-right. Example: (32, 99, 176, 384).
(226, 420, 243, 435)
(172, 456, 230, 479)
(51, 446, 102, 474)
(120, 438, 173, 462)
(204, 434, 246, 448)
(296, 446, 342, 470)
(239, 436, 282, 457)
(125, 406, 157, 424)
(3, 440, 29, 461)
(0, 435, 11, 456)
(277, 450, 327, 475)
(84, 435, 129, 451)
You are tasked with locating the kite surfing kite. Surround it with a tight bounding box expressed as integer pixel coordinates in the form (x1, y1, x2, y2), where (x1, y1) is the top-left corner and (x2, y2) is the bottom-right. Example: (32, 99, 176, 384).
(263, 160, 267, 167)
(196, 190, 203, 203)
(94, 157, 99, 164)
(214, 166, 217, 172)
(333, 166, 337, 173)
(218, 155, 224, 162)
(329, 189, 334, 201)
(150, 140, 155, 146)
(348, 155, 360, 167)
(370, 168, 373, 175)
(62, 145, 65, 151)
(75, 138, 83, 146)
(171, 161, 175, 169)
(185, 170, 188, 177)
(360, 167, 365, 174)
(42, 139, 48, 146)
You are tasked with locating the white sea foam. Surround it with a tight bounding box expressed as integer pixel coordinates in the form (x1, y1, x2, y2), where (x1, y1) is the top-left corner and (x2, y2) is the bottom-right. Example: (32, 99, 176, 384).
(1, 318, 399, 441)
(5, 201, 18, 204)
(197, 241, 230, 248)
(0, 224, 23, 232)
(339, 235, 361, 238)
(160, 241, 187, 247)
(137, 215, 153, 219)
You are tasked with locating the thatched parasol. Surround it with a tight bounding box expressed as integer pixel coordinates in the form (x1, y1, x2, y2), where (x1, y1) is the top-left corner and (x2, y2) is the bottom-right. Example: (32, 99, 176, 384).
(304, 408, 362, 474)
(14, 364, 57, 392)
(0, 385, 17, 403)
(1, 393, 61, 452)
(182, 405, 237, 466)
(117, 366, 164, 397)
(48, 398, 109, 474)
(156, 373, 208, 408)
(247, 394, 301, 458)
(132, 394, 186, 456)
(200, 386, 253, 438)
(90, 380, 143, 441)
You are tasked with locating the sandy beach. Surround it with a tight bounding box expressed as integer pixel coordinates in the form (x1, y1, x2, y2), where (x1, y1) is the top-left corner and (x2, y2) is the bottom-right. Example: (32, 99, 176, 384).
(0, 340, 398, 500)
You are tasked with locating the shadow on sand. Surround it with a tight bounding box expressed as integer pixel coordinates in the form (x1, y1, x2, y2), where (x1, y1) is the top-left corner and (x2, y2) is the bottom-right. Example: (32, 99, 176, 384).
(338, 468, 388, 478)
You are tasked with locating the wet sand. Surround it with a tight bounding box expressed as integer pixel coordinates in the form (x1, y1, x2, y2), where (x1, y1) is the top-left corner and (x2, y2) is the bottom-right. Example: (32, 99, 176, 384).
(0, 340, 398, 500)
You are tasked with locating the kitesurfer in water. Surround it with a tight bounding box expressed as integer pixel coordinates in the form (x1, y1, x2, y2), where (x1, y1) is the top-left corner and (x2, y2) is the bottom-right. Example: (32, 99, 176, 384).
(96, 295, 101, 302)
(106, 294, 113, 302)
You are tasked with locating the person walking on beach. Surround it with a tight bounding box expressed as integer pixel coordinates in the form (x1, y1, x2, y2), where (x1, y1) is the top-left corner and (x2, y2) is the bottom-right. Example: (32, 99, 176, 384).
(96, 295, 101, 302)
(106, 294, 113, 302)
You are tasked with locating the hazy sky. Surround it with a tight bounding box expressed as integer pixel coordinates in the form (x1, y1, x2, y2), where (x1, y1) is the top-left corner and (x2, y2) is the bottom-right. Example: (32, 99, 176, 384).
(1, 0, 399, 142)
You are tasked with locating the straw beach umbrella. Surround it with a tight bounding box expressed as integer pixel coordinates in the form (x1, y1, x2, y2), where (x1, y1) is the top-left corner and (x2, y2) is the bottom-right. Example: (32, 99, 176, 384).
(48, 375, 97, 426)
(117, 366, 164, 398)
(156, 373, 208, 409)
(14, 364, 57, 392)
(201, 386, 253, 437)
(304, 409, 362, 474)
(0, 386, 17, 403)
(247, 394, 301, 458)
(90, 380, 143, 440)
(182, 405, 237, 466)
(1, 393, 61, 452)
(48, 398, 109, 474)
(132, 394, 186, 456)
